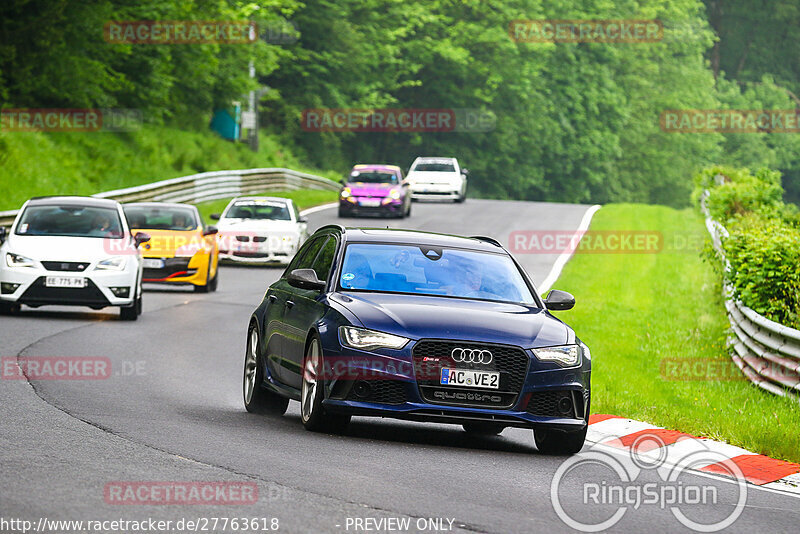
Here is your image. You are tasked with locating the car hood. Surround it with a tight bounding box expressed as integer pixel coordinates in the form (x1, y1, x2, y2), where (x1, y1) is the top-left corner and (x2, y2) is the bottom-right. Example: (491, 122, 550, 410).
(344, 182, 398, 197)
(4, 234, 135, 262)
(332, 292, 570, 348)
(407, 171, 460, 184)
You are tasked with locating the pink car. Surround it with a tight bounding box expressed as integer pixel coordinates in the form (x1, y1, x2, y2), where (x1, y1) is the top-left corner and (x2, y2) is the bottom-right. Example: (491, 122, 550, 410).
(338, 164, 412, 218)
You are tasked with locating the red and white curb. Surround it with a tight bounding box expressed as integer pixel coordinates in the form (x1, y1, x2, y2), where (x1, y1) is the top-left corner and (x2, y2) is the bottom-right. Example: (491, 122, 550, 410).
(586, 414, 800, 495)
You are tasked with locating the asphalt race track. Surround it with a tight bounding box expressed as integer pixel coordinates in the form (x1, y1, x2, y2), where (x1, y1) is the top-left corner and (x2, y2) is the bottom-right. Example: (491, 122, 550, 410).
(2, 199, 799, 533)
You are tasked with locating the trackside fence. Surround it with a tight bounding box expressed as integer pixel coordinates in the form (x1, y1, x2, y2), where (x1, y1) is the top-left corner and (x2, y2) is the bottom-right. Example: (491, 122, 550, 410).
(701, 182, 800, 401)
(0, 168, 340, 227)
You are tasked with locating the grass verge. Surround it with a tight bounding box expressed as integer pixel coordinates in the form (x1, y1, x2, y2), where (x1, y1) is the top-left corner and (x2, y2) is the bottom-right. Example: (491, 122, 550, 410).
(552, 203, 800, 462)
(0, 125, 341, 211)
(194, 190, 338, 222)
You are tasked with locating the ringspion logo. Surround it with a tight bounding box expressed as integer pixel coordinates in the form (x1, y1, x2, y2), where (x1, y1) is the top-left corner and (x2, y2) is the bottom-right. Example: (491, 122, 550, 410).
(509, 19, 663, 43)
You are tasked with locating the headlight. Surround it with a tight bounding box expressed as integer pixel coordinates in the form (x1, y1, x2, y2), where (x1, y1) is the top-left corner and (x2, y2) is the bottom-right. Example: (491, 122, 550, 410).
(341, 188, 352, 198)
(175, 243, 202, 257)
(95, 256, 126, 271)
(532, 345, 581, 367)
(6, 252, 35, 268)
(339, 326, 409, 351)
(389, 189, 401, 200)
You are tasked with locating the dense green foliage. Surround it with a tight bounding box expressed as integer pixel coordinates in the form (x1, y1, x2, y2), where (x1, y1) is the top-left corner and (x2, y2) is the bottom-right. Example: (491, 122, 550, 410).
(696, 166, 800, 327)
(1, 1, 798, 206)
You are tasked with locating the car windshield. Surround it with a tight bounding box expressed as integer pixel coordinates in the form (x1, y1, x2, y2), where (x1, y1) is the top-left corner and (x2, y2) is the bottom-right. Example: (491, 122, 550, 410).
(349, 171, 398, 184)
(124, 205, 198, 231)
(413, 162, 455, 172)
(224, 201, 292, 221)
(339, 243, 535, 304)
(15, 205, 124, 239)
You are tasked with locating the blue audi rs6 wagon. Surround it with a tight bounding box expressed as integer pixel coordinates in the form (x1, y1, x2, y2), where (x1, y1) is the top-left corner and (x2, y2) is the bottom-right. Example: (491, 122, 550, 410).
(242, 225, 591, 454)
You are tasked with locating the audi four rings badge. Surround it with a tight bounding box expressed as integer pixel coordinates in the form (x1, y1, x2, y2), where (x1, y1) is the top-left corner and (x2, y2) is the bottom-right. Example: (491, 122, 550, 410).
(451, 348, 493, 364)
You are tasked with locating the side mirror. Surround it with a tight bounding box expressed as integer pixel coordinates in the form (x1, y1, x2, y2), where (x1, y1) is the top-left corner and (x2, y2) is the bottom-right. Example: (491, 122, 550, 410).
(287, 268, 326, 291)
(298, 216, 308, 223)
(0, 227, 7, 243)
(203, 225, 218, 236)
(544, 289, 575, 311)
(133, 232, 151, 247)
(210, 213, 220, 220)
(461, 168, 470, 176)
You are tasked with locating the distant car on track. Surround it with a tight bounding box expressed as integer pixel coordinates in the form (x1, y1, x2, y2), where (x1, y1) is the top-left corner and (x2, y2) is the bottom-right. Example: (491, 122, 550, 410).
(123, 202, 219, 292)
(338, 164, 412, 218)
(0, 196, 149, 320)
(242, 225, 591, 454)
(406, 157, 468, 202)
(212, 197, 308, 265)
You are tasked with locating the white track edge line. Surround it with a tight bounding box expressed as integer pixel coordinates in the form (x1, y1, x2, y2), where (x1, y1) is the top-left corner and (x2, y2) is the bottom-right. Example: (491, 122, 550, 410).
(299, 202, 339, 216)
(537, 204, 602, 294)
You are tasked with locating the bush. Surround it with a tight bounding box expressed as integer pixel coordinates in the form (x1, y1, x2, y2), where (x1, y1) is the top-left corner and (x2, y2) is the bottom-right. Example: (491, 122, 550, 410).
(724, 215, 800, 328)
(694, 166, 784, 224)
(695, 165, 800, 328)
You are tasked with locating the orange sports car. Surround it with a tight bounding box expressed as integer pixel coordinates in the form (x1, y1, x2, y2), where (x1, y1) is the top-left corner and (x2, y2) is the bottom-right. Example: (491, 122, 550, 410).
(123, 202, 219, 292)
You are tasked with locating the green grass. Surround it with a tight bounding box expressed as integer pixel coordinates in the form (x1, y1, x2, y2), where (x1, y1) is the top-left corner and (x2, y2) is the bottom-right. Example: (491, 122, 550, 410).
(194, 189, 338, 222)
(553, 203, 800, 462)
(0, 125, 341, 211)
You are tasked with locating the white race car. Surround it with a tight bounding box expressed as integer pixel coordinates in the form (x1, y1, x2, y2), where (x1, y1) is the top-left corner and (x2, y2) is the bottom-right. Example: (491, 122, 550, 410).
(406, 157, 469, 202)
(212, 197, 308, 265)
(0, 196, 150, 320)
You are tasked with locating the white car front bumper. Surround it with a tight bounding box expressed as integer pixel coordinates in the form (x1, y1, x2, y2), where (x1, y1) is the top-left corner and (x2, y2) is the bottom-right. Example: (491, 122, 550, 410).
(218, 234, 300, 265)
(409, 183, 462, 200)
(0, 263, 138, 309)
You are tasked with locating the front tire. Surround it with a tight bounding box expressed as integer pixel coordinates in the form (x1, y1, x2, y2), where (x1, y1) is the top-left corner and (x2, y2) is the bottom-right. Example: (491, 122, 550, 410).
(301, 335, 350, 432)
(243, 323, 289, 415)
(119, 286, 141, 321)
(194, 260, 214, 293)
(0, 301, 20, 314)
(534, 426, 587, 455)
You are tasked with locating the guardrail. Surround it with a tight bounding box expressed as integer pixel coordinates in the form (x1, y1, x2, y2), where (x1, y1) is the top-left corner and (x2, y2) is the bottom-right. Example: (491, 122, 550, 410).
(0, 168, 340, 228)
(701, 184, 800, 401)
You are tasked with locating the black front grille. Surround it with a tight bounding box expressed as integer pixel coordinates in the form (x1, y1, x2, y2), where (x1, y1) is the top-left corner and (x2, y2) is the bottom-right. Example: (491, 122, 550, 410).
(526, 390, 585, 419)
(252, 236, 267, 243)
(347, 380, 408, 405)
(236, 235, 250, 242)
(412, 340, 529, 409)
(20, 277, 110, 307)
(41, 261, 90, 272)
(232, 252, 270, 258)
(142, 258, 191, 280)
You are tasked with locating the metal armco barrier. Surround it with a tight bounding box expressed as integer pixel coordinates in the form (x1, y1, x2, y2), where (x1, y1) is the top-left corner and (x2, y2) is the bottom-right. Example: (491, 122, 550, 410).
(702, 185, 800, 401)
(0, 168, 340, 227)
